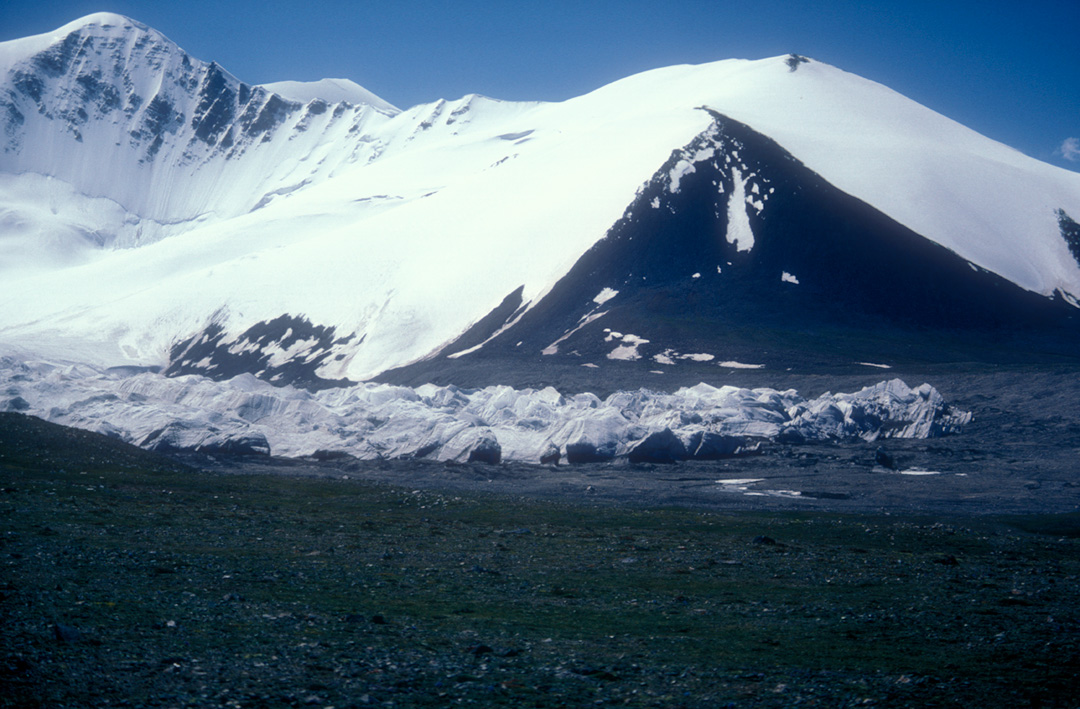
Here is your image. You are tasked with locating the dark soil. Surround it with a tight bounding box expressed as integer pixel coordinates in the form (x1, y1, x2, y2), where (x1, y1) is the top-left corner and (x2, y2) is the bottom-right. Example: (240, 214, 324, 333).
(2, 411, 1080, 707)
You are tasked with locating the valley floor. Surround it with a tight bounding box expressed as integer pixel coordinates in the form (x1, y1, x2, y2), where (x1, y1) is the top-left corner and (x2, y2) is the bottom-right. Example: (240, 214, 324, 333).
(2, 407, 1079, 708)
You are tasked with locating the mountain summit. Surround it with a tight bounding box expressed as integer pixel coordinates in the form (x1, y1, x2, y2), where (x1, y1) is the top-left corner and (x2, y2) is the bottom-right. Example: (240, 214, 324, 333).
(0, 13, 397, 226)
(1, 15, 1079, 388)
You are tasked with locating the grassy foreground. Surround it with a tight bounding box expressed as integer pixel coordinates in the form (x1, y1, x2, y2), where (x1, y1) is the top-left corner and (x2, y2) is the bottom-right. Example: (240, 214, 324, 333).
(1, 413, 1079, 707)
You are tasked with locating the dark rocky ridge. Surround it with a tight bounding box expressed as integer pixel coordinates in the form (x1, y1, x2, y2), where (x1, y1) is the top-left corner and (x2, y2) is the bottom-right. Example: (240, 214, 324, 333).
(165, 314, 354, 390)
(1, 16, 369, 171)
(1060, 208, 1080, 268)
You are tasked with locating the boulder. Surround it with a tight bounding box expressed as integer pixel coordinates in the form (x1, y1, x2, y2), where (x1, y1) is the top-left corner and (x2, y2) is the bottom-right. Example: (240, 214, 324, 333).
(565, 441, 616, 464)
(686, 431, 761, 459)
(466, 434, 502, 465)
(628, 429, 686, 464)
(539, 443, 561, 465)
(196, 433, 271, 456)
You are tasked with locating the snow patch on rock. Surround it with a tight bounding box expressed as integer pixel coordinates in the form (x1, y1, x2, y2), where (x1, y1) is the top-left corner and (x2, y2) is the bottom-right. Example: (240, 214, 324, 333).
(593, 288, 619, 305)
(718, 360, 764, 369)
(604, 332, 650, 361)
(725, 167, 755, 252)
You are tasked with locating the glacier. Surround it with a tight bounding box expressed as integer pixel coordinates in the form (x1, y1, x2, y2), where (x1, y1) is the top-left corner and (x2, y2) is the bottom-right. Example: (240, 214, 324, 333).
(0, 357, 970, 464)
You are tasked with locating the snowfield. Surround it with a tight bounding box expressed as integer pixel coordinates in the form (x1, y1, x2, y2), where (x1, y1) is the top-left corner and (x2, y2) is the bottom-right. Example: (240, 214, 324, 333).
(0, 13, 1078, 380)
(0, 357, 970, 464)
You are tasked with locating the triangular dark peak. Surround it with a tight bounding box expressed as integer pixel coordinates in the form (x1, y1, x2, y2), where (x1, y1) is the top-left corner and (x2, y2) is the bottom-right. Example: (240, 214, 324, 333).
(384, 110, 1080, 385)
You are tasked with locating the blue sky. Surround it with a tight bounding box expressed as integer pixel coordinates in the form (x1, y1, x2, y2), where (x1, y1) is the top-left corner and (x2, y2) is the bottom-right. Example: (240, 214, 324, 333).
(2, 0, 1077, 170)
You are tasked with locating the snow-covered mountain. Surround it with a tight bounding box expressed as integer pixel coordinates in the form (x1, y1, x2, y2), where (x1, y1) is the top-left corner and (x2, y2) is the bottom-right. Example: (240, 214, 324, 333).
(2, 13, 1079, 391)
(0, 13, 399, 258)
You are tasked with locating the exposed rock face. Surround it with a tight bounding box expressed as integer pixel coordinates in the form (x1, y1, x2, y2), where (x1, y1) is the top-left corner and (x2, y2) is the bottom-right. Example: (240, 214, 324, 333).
(1060, 209, 1080, 269)
(565, 441, 618, 465)
(686, 432, 760, 460)
(165, 315, 356, 391)
(465, 434, 502, 465)
(628, 429, 686, 464)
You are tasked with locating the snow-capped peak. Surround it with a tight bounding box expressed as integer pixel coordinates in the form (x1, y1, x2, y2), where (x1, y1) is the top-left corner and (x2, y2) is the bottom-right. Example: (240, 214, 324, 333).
(0, 12, 149, 66)
(57, 11, 144, 29)
(54, 12, 150, 35)
(258, 78, 398, 114)
(0, 13, 400, 233)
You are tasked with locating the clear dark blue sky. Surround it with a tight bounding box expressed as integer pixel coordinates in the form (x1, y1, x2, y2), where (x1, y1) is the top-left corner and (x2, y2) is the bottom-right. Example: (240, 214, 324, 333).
(2, 0, 1077, 170)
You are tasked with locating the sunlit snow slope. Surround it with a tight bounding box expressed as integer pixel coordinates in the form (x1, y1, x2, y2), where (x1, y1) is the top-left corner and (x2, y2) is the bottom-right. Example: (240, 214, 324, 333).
(2, 14, 1079, 387)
